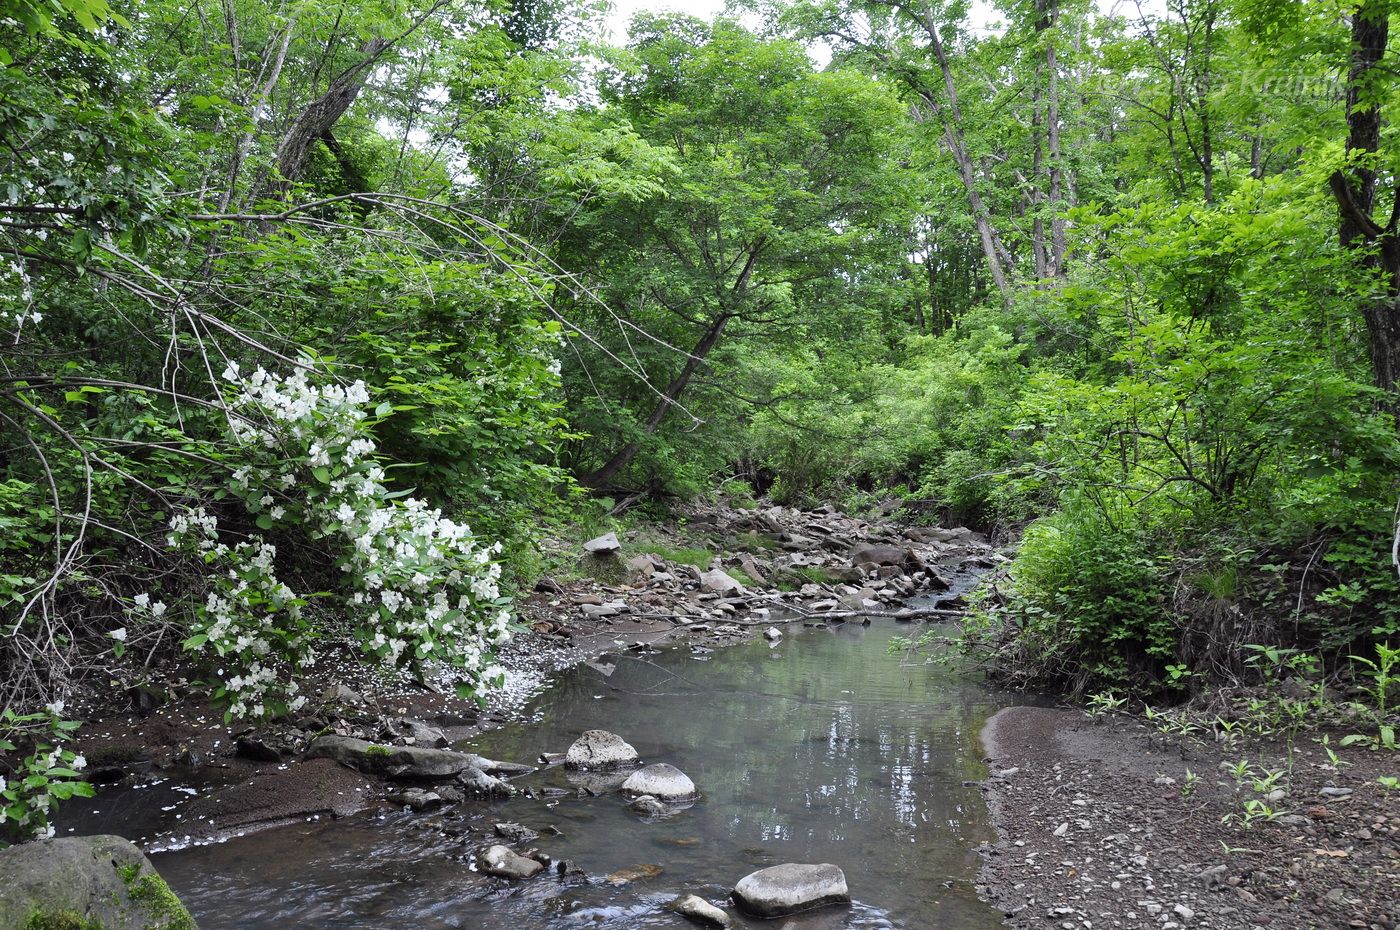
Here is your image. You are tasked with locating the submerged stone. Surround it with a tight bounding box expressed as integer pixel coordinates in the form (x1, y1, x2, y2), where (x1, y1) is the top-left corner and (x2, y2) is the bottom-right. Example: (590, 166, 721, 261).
(732, 863, 850, 918)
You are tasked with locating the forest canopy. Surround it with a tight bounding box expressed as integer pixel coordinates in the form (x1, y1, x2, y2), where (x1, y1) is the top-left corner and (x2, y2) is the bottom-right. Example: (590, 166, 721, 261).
(1, 0, 1398, 724)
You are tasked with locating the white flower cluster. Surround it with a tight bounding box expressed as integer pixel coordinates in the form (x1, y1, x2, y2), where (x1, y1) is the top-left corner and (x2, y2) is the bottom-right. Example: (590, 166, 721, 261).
(167, 362, 512, 720)
(0, 260, 42, 329)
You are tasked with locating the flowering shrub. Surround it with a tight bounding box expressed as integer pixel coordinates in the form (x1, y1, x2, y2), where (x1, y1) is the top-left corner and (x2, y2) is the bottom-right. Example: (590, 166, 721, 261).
(1, 705, 92, 843)
(170, 362, 512, 720)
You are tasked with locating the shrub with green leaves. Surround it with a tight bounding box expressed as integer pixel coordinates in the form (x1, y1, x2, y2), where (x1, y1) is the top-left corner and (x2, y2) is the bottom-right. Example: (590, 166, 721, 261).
(1, 705, 92, 843)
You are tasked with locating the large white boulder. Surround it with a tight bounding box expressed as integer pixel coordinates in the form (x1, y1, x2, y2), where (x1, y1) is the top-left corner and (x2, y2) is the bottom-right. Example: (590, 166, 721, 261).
(732, 863, 850, 918)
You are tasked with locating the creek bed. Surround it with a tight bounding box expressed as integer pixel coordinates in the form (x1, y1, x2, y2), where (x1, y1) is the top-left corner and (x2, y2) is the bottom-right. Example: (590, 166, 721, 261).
(94, 616, 1027, 928)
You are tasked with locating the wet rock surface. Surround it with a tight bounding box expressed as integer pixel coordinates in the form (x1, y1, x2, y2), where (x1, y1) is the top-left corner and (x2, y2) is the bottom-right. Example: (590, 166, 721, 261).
(666, 892, 732, 927)
(563, 729, 639, 769)
(732, 862, 851, 917)
(621, 762, 697, 800)
(479, 844, 544, 879)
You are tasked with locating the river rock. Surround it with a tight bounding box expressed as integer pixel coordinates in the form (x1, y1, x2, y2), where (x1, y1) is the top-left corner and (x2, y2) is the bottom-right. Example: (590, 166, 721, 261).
(701, 569, 745, 595)
(480, 845, 544, 879)
(494, 821, 539, 843)
(627, 554, 659, 578)
(847, 543, 907, 567)
(629, 794, 669, 816)
(458, 766, 513, 796)
(0, 835, 197, 930)
(385, 717, 449, 748)
(606, 863, 663, 884)
(320, 683, 366, 706)
(584, 532, 621, 553)
(307, 735, 483, 781)
(622, 762, 697, 800)
(666, 893, 732, 927)
(564, 729, 639, 769)
(388, 787, 443, 811)
(764, 627, 782, 641)
(732, 863, 850, 918)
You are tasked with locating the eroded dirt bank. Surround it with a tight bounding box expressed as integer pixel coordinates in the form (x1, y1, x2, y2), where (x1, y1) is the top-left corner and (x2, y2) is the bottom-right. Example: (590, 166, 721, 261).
(978, 705, 1399, 930)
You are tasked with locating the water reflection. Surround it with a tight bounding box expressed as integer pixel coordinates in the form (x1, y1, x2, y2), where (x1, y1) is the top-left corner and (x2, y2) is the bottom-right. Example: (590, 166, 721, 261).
(147, 619, 1022, 929)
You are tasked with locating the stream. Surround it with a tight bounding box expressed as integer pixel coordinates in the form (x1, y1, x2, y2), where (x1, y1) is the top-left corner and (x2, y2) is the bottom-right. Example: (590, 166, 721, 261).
(68, 613, 1029, 929)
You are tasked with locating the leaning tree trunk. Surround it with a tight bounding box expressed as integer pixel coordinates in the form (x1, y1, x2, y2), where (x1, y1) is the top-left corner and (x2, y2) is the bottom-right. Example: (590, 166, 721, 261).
(583, 312, 733, 490)
(1329, 0, 1400, 393)
(244, 37, 391, 204)
(916, 7, 1013, 302)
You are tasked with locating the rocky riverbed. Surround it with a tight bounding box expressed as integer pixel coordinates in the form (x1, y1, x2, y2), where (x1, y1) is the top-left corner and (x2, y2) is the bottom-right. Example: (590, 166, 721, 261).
(55, 500, 994, 847)
(18, 499, 1398, 930)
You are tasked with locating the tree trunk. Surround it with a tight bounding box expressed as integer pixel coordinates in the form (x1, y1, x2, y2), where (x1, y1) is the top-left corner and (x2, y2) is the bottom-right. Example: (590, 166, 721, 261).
(916, 7, 1013, 302)
(1329, 0, 1400, 392)
(1043, 0, 1066, 276)
(252, 37, 391, 202)
(583, 312, 733, 489)
(1030, 62, 1048, 280)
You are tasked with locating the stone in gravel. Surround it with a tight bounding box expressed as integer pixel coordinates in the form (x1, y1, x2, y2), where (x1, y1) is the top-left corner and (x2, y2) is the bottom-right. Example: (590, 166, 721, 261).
(388, 788, 442, 811)
(564, 729, 639, 769)
(480, 845, 543, 879)
(320, 683, 365, 705)
(584, 532, 621, 553)
(622, 763, 697, 800)
(701, 568, 745, 595)
(847, 542, 907, 566)
(236, 734, 288, 762)
(387, 717, 449, 748)
(494, 822, 538, 843)
(666, 893, 732, 927)
(732, 863, 850, 918)
(1174, 903, 1195, 921)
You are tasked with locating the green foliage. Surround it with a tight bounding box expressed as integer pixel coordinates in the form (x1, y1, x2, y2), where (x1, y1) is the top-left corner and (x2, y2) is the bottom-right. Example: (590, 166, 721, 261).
(632, 543, 713, 570)
(987, 505, 1174, 691)
(1, 706, 93, 843)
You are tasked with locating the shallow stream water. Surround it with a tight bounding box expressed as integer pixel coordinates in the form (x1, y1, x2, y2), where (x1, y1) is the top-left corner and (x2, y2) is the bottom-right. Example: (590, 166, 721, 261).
(79, 615, 1026, 929)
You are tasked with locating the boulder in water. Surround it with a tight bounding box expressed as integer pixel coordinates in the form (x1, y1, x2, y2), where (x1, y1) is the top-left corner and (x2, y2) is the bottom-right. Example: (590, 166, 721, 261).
(307, 734, 484, 781)
(622, 762, 696, 800)
(732, 863, 850, 917)
(666, 893, 732, 927)
(480, 845, 544, 879)
(564, 729, 638, 769)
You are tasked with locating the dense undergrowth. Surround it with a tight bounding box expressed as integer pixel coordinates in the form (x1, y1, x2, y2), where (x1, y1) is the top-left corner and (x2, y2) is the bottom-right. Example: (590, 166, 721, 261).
(3, 0, 1400, 841)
